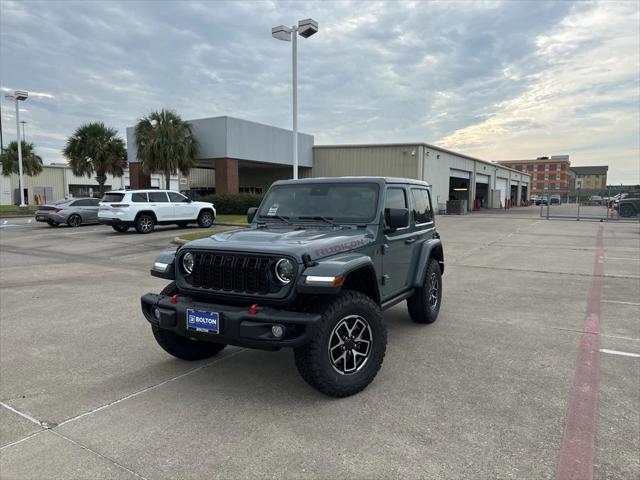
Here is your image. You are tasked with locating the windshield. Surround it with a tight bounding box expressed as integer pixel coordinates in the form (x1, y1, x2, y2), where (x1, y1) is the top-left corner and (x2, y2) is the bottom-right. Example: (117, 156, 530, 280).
(257, 183, 380, 224)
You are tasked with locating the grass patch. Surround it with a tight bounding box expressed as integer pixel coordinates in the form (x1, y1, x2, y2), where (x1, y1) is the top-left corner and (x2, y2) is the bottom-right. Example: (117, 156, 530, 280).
(0, 205, 37, 215)
(177, 226, 241, 242)
(216, 214, 247, 224)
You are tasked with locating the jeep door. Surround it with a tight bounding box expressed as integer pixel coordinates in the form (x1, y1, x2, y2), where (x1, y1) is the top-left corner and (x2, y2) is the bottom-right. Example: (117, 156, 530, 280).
(381, 186, 412, 299)
(168, 191, 196, 220)
(147, 191, 174, 221)
(408, 187, 436, 281)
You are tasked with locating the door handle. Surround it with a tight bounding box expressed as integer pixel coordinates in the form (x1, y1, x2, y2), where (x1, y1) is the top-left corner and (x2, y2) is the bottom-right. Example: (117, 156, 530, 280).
(405, 237, 417, 244)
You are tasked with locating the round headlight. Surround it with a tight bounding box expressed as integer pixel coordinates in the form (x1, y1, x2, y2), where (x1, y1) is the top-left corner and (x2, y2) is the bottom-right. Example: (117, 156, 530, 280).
(274, 258, 294, 284)
(182, 252, 194, 274)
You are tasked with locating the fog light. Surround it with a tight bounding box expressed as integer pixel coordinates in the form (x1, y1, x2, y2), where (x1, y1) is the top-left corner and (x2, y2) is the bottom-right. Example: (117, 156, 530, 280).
(271, 325, 285, 338)
(153, 308, 161, 320)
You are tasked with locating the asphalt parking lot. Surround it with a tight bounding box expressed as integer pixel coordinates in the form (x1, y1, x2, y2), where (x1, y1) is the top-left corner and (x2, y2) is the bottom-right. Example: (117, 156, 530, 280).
(1, 209, 638, 479)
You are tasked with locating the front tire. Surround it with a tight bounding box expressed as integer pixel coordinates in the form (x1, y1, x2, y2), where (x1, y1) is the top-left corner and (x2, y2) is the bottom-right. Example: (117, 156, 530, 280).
(112, 224, 129, 232)
(197, 210, 214, 228)
(294, 290, 387, 397)
(407, 258, 442, 324)
(619, 204, 635, 218)
(135, 213, 155, 234)
(67, 214, 82, 228)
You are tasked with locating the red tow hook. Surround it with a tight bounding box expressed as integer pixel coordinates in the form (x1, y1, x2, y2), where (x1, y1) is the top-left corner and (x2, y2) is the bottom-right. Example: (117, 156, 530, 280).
(171, 294, 179, 305)
(248, 304, 259, 315)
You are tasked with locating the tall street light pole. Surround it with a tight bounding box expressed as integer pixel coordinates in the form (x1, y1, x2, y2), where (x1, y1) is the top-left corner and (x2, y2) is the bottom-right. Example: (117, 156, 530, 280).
(20, 120, 27, 143)
(272, 19, 318, 180)
(5, 90, 29, 206)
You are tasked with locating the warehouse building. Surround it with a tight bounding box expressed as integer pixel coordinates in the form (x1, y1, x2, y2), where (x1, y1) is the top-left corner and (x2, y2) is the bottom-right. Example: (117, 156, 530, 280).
(2, 116, 529, 210)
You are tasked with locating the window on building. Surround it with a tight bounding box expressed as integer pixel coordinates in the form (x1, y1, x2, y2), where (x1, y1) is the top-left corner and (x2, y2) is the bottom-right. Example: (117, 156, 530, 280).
(544, 174, 549, 180)
(544, 183, 549, 189)
(533, 165, 538, 171)
(545, 165, 549, 171)
(556, 174, 560, 180)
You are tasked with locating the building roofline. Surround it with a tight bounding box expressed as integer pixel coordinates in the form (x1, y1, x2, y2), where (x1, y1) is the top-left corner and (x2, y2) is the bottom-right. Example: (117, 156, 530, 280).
(314, 142, 530, 177)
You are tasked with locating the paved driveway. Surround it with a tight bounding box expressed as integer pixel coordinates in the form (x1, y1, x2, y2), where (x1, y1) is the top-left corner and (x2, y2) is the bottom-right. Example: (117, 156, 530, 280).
(1, 212, 638, 479)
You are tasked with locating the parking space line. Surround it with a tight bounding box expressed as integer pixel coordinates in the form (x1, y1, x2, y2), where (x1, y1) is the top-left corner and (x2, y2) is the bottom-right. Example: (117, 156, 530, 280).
(556, 224, 604, 480)
(0, 401, 45, 427)
(56, 348, 246, 428)
(601, 299, 640, 306)
(599, 349, 640, 358)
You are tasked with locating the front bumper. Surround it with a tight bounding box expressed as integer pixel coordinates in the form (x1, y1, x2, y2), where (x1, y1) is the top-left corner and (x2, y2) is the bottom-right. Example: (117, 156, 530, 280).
(141, 292, 321, 350)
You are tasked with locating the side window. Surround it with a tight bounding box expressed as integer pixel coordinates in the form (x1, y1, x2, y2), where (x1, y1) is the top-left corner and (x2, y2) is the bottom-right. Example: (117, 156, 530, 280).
(384, 188, 407, 210)
(131, 192, 148, 203)
(148, 192, 169, 202)
(88, 198, 100, 206)
(411, 188, 433, 224)
(168, 192, 189, 203)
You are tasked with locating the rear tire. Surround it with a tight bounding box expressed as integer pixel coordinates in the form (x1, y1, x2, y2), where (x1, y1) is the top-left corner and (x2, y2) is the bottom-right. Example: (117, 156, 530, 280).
(197, 210, 214, 228)
(407, 258, 442, 324)
(67, 214, 82, 228)
(619, 204, 635, 218)
(294, 290, 386, 397)
(151, 282, 227, 361)
(135, 213, 155, 234)
(112, 224, 129, 232)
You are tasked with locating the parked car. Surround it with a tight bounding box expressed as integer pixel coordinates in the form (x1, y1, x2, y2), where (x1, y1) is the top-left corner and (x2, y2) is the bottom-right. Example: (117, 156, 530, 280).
(98, 190, 216, 234)
(35, 197, 101, 227)
(538, 196, 548, 206)
(616, 192, 640, 217)
(550, 194, 561, 205)
(141, 177, 444, 397)
(589, 195, 603, 205)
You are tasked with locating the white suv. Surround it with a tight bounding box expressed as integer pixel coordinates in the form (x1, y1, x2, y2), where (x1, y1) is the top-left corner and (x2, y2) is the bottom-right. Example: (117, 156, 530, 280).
(98, 190, 216, 234)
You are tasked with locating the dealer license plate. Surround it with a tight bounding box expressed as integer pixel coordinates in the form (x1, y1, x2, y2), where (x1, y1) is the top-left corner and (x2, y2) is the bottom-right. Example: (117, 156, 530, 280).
(186, 309, 220, 334)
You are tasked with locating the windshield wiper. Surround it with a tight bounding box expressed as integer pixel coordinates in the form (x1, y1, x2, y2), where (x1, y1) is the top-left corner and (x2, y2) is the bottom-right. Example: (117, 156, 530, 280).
(298, 215, 340, 227)
(258, 214, 292, 225)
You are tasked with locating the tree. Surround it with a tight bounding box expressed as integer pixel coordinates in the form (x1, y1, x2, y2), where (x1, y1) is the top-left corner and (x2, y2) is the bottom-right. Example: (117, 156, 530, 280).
(63, 122, 127, 196)
(134, 109, 198, 190)
(0, 141, 44, 177)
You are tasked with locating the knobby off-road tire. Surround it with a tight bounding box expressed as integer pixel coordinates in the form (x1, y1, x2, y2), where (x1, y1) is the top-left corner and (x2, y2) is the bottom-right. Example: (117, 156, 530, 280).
(135, 213, 155, 234)
(294, 290, 387, 397)
(197, 210, 214, 228)
(112, 224, 129, 232)
(151, 282, 227, 361)
(407, 258, 442, 324)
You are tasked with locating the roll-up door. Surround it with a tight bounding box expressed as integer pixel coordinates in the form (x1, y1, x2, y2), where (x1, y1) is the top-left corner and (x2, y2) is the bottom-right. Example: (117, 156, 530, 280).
(450, 169, 470, 179)
(476, 173, 490, 184)
(496, 177, 508, 205)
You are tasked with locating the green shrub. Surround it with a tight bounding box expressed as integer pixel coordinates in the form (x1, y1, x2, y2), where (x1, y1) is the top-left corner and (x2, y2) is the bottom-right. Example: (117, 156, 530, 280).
(202, 193, 264, 215)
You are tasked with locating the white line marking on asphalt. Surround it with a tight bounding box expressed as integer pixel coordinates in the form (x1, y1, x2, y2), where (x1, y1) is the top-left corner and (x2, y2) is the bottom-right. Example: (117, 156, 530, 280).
(602, 300, 640, 306)
(599, 349, 640, 358)
(51, 431, 148, 479)
(605, 257, 640, 261)
(0, 401, 44, 427)
(0, 430, 44, 450)
(56, 348, 246, 428)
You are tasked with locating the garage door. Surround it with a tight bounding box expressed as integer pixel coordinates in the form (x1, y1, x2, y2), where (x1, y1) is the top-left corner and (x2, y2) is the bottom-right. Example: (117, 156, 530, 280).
(450, 169, 470, 179)
(476, 173, 490, 184)
(496, 177, 508, 205)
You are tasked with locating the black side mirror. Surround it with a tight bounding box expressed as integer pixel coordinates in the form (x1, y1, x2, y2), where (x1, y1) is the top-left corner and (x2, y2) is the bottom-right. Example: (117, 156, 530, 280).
(385, 208, 409, 230)
(247, 207, 258, 223)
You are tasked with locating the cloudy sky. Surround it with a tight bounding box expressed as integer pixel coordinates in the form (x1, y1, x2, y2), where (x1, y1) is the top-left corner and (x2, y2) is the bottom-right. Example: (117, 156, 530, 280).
(1, 0, 638, 183)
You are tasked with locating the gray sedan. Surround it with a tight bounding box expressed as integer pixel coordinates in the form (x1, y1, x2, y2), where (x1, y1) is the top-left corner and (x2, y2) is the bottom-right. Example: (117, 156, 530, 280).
(35, 197, 101, 227)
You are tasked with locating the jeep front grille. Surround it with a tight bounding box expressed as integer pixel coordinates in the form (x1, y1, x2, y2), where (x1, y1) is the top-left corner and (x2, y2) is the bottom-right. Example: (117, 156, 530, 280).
(190, 253, 274, 294)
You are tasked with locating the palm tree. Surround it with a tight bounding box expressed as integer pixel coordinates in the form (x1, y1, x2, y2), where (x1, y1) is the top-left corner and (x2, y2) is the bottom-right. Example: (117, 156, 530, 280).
(134, 109, 198, 190)
(63, 123, 127, 196)
(0, 141, 43, 177)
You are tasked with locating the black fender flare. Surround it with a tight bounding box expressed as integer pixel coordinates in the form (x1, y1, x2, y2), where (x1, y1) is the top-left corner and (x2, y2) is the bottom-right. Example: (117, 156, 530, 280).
(412, 239, 444, 288)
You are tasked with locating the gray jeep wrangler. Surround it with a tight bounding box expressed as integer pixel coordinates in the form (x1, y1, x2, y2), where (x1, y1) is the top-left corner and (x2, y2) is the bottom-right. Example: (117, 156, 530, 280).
(141, 177, 444, 397)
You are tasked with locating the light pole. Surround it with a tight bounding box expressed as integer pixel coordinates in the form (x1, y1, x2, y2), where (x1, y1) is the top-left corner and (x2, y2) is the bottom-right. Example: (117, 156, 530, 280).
(272, 18, 318, 180)
(20, 120, 27, 143)
(4, 90, 29, 207)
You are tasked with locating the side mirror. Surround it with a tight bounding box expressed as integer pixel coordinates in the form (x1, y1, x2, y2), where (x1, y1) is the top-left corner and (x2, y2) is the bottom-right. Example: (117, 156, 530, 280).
(385, 208, 409, 230)
(247, 207, 258, 223)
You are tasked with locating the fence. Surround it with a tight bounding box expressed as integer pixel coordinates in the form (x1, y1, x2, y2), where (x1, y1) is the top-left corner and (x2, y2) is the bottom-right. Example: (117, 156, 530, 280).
(539, 194, 639, 222)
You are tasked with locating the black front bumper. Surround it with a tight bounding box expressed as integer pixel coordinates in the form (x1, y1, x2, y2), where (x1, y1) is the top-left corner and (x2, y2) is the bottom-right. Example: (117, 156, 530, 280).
(141, 292, 321, 350)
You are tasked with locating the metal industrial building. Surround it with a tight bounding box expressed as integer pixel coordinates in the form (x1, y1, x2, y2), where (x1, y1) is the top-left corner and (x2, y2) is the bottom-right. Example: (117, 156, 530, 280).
(2, 116, 529, 210)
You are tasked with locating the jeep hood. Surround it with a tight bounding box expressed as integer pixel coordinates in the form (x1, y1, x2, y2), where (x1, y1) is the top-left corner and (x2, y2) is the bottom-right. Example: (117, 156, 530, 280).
(185, 226, 377, 261)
